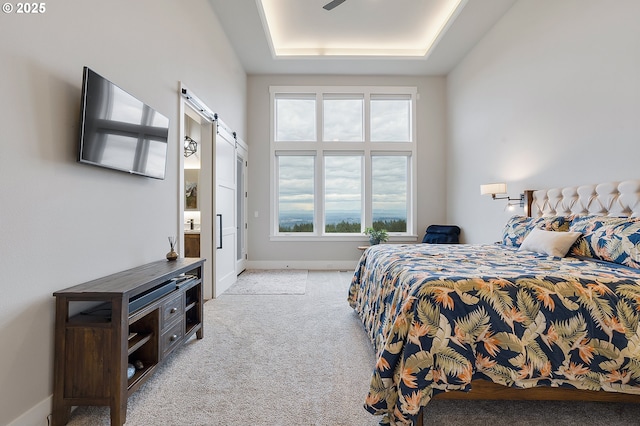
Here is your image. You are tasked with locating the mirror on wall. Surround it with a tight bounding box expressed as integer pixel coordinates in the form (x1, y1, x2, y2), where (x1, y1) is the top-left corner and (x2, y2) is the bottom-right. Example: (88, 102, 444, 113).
(185, 169, 199, 211)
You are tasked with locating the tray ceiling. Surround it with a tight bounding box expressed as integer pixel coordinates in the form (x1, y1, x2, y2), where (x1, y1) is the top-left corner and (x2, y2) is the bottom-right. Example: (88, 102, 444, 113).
(208, 0, 517, 75)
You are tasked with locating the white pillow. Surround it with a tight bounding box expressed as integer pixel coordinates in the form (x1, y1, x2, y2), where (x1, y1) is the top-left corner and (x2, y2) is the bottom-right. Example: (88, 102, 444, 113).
(518, 228, 581, 258)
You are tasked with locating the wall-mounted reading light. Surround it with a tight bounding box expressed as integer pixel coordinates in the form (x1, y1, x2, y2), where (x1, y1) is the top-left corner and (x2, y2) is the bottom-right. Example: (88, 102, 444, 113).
(480, 183, 524, 208)
(184, 136, 197, 157)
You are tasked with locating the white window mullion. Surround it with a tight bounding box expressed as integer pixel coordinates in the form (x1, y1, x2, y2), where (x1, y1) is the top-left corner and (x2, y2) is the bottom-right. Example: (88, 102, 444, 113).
(316, 92, 323, 143)
(316, 92, 323, 235)
(409, 153, 417, 236)
(363, 146, 372, 231)
(364, 92, 371, 143)
(316, 151, 324, 236)
(271, 152, 277, 236)
(363, 92, 372, 231)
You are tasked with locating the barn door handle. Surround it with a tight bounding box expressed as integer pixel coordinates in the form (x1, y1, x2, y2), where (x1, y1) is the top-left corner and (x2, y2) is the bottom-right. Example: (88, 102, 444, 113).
(216, 214, 222, 249)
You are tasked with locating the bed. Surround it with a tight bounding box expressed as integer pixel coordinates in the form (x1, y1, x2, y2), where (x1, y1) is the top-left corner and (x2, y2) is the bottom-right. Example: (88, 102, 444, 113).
(348, 180, 640, 425)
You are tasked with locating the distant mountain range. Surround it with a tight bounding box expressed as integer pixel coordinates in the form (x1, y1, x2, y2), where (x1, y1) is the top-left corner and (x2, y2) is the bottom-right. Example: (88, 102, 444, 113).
(279, 210, 405, 226)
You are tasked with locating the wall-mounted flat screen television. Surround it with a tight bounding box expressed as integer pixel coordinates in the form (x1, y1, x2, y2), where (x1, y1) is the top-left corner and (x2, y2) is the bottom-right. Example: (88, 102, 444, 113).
(78, 67, 170, 180)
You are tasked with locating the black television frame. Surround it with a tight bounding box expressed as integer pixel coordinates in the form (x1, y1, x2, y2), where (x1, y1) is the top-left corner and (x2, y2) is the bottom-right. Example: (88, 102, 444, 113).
(78, 67, 170, 180)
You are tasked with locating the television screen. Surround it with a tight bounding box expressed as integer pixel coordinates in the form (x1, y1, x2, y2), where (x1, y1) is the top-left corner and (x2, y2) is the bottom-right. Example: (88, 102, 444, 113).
(78, 67, 169, 179)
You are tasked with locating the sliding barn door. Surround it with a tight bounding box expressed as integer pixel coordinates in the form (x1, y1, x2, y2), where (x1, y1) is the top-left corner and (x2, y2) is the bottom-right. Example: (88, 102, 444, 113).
(215, 121, 237, 297)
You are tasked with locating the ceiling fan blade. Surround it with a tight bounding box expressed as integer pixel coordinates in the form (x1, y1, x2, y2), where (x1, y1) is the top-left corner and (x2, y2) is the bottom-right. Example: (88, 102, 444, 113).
(323, 0, 346, 11)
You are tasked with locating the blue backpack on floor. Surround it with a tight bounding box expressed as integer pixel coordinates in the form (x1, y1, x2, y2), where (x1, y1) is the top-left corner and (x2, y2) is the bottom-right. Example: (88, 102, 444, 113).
(422, 225, 461, 244)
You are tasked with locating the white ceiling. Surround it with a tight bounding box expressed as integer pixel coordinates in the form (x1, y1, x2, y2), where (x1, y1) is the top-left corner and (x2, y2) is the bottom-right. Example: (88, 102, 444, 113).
(207, 0, 517, 76)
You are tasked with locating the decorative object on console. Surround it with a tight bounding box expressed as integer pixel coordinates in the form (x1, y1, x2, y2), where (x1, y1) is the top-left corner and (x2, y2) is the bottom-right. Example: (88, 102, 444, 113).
(166, 236, 178, 261)
(480, 182, 524, 207)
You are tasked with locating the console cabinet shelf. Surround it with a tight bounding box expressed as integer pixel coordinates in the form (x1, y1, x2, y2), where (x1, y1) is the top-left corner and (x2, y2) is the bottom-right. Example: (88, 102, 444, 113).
(52, 258, 205, 426)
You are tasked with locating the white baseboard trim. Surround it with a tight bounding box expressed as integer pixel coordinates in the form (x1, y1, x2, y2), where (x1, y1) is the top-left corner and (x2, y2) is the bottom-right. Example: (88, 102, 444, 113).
(246, 260, 358, 271)
(8, 395, 51, 426)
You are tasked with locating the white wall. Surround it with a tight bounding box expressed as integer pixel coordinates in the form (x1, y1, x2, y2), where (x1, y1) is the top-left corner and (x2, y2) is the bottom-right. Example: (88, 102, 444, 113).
(246, 75, 447, 268)
(0, 1, 245, 424)
(446, 0, 640, 243)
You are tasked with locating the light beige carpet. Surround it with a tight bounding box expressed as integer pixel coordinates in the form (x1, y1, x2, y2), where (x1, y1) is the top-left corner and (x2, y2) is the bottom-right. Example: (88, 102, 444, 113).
(65, 270, 640, 426)
(66, 270, 378, 426)
(224, 269, 308, 295)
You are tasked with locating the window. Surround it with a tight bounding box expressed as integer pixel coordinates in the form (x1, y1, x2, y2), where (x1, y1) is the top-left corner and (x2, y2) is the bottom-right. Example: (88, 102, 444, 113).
(277, 154, 315, 233)
(370, 95, 411, 142)
(324, 154, 362, 233)
(270, 86, 417, 240)
(372, 155, 408, 232)
(275, 95, 316, 141)
(323, 95, 363, 142)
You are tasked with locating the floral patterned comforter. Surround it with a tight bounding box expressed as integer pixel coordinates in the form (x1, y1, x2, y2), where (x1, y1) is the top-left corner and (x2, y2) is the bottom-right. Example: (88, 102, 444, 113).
(348, 243, 640, 425)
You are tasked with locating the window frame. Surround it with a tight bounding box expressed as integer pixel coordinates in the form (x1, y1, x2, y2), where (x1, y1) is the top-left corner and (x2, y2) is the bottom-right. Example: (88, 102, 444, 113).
(270, 86, 418, 242)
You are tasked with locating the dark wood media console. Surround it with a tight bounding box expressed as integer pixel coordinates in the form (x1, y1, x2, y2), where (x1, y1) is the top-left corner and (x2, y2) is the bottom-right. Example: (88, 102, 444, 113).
(52, 258, 206, 426)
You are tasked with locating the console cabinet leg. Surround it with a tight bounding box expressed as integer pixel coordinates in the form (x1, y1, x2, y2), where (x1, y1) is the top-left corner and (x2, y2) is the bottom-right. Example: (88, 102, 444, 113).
(51, 404, 70, 426)
(110, 402, 126, 426)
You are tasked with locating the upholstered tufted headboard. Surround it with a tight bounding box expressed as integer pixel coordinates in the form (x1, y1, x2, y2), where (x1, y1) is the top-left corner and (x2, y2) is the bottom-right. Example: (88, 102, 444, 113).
(525, 180, 640, 218)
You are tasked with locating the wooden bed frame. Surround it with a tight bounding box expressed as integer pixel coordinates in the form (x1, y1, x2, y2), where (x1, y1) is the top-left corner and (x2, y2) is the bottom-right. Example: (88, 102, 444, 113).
(415, 181, 640, 424)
